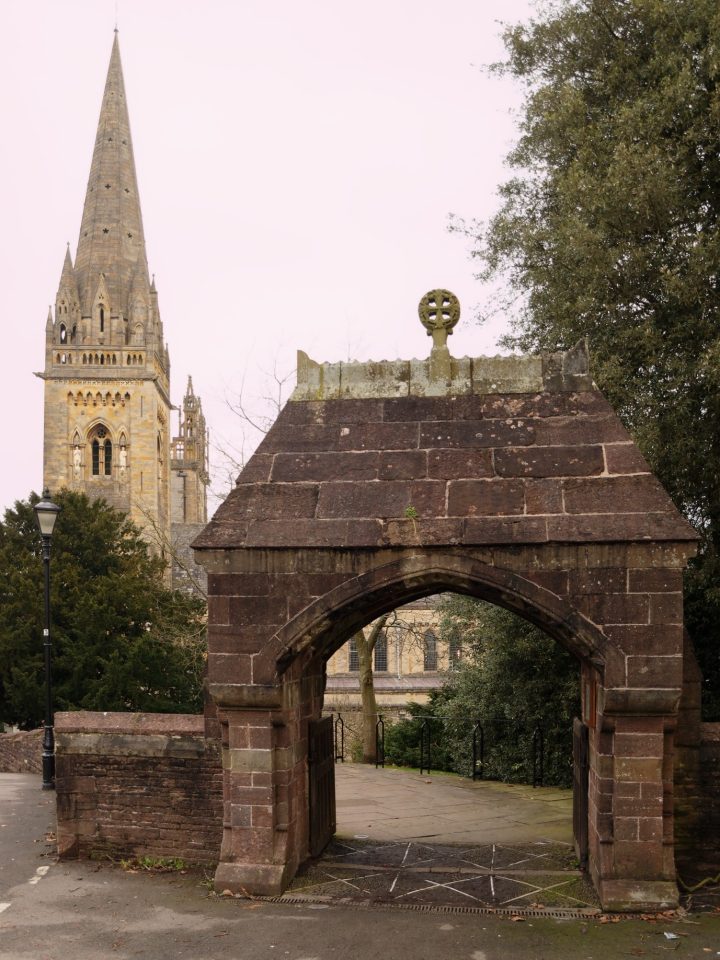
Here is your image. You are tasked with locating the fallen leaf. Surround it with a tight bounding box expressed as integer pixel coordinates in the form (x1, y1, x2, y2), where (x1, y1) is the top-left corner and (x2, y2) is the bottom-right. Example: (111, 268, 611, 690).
(510, 916, 525, 922)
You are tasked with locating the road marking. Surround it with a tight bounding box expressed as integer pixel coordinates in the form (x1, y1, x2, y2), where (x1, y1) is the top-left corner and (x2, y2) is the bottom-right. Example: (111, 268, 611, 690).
(28, 865, 50, 885)
(0, 903, 11, 914)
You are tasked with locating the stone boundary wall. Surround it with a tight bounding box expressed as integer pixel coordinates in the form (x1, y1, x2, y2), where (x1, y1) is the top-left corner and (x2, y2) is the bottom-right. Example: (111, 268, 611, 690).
(0, 729, 42, 774)
(55, 712, 222, 865)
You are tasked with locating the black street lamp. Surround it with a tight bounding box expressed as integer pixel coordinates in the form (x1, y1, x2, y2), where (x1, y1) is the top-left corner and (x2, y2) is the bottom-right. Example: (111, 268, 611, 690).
(33, 489, 61, 790)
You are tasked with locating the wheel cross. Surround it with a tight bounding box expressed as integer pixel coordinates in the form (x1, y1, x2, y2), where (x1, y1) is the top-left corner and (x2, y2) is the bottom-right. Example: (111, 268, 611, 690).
(418, 289, 461, 351)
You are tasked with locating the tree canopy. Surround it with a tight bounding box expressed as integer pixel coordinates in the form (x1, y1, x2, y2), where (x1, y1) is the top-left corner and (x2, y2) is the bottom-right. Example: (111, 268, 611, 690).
(467, 0, 720, 715)
(0, 491, 206, 729)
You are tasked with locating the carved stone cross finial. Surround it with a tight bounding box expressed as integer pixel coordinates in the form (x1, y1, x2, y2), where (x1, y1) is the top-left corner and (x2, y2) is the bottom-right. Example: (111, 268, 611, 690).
(418, 289, 461, 352)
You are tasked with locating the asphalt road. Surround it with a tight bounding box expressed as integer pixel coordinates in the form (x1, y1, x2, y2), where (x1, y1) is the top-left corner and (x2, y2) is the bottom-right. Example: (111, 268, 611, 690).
(1, 773, 719, 960)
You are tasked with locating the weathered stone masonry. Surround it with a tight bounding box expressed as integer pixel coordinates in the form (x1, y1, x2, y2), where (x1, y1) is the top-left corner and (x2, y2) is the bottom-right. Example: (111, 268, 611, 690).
(55, 713, 222, 864)
(193, 334, 699, 912)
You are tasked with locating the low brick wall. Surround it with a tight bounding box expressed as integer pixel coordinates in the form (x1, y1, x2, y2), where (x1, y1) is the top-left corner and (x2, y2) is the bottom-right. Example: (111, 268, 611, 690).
(0, 729, 42, 773)
(55, 712, 223, 866)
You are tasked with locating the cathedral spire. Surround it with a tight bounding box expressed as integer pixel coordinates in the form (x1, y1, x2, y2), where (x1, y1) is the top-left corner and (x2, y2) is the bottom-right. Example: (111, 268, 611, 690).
(74, 32, 149, 318)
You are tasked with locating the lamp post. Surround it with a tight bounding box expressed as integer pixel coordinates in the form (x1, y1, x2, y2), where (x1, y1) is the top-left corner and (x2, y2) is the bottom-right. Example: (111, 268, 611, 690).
(33, 489, 61, 790)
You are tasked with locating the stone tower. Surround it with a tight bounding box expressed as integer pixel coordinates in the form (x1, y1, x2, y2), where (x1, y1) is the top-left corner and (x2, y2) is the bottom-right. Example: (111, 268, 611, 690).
(39, 32, 208, 567)
(171, 377, 209, 525)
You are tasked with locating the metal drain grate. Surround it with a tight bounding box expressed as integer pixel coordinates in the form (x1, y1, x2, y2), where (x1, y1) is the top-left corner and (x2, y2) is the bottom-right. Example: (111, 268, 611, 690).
(255, 893, 601, 920)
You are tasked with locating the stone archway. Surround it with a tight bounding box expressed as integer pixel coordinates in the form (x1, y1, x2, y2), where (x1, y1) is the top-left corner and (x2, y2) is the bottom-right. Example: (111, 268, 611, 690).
(194, 313, 697, 911)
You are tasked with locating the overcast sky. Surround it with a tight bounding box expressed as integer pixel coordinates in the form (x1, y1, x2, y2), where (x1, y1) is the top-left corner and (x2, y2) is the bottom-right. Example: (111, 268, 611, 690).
(1, 0, 535, 514)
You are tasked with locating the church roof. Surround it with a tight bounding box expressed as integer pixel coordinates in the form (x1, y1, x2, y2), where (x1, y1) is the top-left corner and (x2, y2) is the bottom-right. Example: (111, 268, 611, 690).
(193, 346, 698, 552)
(73, 32, 149, 317)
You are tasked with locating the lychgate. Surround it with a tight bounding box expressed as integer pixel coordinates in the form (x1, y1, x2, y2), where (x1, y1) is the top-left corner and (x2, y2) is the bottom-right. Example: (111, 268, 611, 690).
(194, 295, 698, 911)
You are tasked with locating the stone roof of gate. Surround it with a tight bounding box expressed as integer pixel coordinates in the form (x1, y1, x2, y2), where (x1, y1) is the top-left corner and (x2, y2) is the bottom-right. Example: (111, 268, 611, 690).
(193, 341, 697, 551)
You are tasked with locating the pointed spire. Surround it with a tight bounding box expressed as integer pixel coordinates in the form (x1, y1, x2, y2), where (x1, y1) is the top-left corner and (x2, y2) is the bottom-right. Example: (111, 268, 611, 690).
(186, 375, 194, 396)
(60, 243, 74, 284)
(46, 305, 53, 330)
(74, 32, 149, 318)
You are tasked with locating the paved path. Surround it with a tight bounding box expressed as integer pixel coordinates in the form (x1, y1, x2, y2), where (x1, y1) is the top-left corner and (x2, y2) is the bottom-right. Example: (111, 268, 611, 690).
(0, 773, 719, 959)
(335, 763, 573, 844)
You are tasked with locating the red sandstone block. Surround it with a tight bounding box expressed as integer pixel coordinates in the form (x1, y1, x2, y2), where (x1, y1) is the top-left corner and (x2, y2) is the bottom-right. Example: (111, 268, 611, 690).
(248, 726, 273, 750)
(628, 569, 683, 593)
(252, 772, 272, 788)
(337, 421, 420, 451)
(583, 593, 649, 625)
(638, 818, 663, 842)
(447, 479, 525, 517)
(535, 415, 630, 446)
(230, 805, 252, 828)
(271, 452, 380, 482)
(420, 419, 534, 449)
(208, 653, 252, 685)
(207, 574, 272, 596)
(463, 516, 547, 544)
(426, 448, 494, 480)
(382, 518, 464, 546)
(229, 826, 274, 860)
(649, 594, 683, 625)
(562, 476, 669, 514)
(626, 655, 683, 687)
(209, 626, 274, 656)
(230, 785, 273, 805)
(613, 840, 664, 879)
(481, 393, 578, 419)
(378, 450, 429, 480)
(615, 733, 664, 759)
(603, 624, 682, 656)
(228, 726, 250, 750)
(382, 396, 459, 422)
(281, 398, 385, 425)
(524, 478, 563, 514)
(495, 445, 604, 478)
(615, 756, 663, 781)
(571, 568, 628, 595)
(251, 805, 274, 829)
(604, 443, 651, 475)
(230, 483, 320, 520)
(244, 518, 383, 547)
(615, 817, 640, 841)
(547, 513, 689, 542)
(209, 596, 230, 626)
(523, 569, 570, 595)
(228, 596, 284, 627)
(236, 454, 274, 484)
(316, 480, 445, 520)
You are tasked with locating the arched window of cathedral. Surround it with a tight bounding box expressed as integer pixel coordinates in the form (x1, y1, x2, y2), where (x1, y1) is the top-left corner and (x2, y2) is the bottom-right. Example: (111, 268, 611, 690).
(89, 425, 110, 476)
(82, 354, 87, 364)
(56, 354, 61, 364)
(59, 324, 67, 343)
(61, 353, 67, 364)
(112, 354, 117, 365)
(127, 355, 131, 365)
(348, 638, 359, 672)
(374, 633, 388, 672)
(100, 354, 104, 365)
(423, 630, 438, 672)
(99, 306, 105, 333)
(71, 324, 77, 342)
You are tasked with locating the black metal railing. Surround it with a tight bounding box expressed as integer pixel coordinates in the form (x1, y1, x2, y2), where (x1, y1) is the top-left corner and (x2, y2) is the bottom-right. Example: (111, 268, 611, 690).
(327, 711, 551, 788)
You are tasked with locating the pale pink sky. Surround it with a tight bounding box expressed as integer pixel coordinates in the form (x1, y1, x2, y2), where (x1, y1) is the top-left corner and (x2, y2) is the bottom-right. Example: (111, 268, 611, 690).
(1, 0, 534, 514)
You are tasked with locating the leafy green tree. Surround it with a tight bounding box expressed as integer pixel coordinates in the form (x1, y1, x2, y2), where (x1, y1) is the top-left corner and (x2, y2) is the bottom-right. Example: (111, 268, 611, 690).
(0, 491, 206, 729)
(464, 0, 720, 715)
(435, 595, 580, 787)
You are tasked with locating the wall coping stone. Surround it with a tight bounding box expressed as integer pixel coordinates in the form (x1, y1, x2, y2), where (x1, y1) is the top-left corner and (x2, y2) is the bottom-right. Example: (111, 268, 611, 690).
(55, 711, 205, 737)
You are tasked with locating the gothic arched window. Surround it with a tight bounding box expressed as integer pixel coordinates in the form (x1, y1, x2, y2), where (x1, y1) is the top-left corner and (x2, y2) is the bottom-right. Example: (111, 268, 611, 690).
(348, 638, 359, 672)
(423, 630, 438, 672)
(99, 306, 105, 333)
(374, 633, 388, 672)
(59, 324, 67, 344)
(89, 425, 111, 477)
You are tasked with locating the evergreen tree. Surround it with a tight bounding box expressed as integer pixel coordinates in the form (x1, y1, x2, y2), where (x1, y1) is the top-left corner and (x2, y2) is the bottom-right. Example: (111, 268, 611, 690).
(0, 491, 206, 728)
(466, 0, 720, 715)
